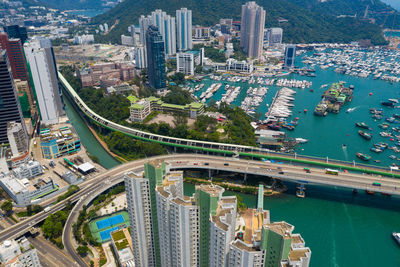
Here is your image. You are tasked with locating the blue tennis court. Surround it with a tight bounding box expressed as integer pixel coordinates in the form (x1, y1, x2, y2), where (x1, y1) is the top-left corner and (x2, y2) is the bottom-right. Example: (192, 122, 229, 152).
(96, 214, 124, 230)
(99, 227, 119, 241)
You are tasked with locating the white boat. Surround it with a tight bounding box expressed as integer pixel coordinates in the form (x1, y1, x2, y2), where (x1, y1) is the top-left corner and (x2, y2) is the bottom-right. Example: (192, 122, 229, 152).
(392, 232, 400, 246)
(295, 138, 308, 144)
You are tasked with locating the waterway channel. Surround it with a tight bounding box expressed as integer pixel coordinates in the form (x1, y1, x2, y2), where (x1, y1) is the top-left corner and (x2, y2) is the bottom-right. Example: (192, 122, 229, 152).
(62, 70, 400, 267)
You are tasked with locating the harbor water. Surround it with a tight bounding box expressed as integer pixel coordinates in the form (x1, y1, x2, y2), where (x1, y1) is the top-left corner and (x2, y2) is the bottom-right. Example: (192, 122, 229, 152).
(184, 182, 400, 266)
(189, 55, 400, 168)
(63, 62, 400, 266)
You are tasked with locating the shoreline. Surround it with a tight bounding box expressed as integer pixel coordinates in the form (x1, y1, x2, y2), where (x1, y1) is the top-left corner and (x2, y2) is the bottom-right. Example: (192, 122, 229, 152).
(85, 123, 128, 163)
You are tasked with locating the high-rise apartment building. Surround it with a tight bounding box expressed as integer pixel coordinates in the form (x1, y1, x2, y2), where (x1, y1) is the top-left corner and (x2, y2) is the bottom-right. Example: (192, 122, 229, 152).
(150, 10, 177, 56)
(125, 161, 311, 267)
(4, 25, 28, 44)
(0, 50, 26, 145)
(139, 15, 153, 46)
(24, 39, 64, 125)
(264, 28, 283, 47)
(176, 52, 195, 75)
(7, 121, 28, 155)
(284, 44, 296, 69)
(146, 26, 166, 90)
(135, 45, 147, 69)
(176, 8, 192, 51)
(240, 1, 266, 59)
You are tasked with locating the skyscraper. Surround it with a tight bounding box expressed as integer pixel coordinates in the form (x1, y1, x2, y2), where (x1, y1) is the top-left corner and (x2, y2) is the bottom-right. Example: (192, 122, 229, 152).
(24, 39, 64, 125)
(176, 8, 192, 51)
(0, 33, 34, 108)
(146, 26, 166, 90)
(240, 1, 266, 59)
(284, 44, 296, 69)
(0, 33, 30, 82)
(0, 50, 26, 145)
(4, 25, 28, 45)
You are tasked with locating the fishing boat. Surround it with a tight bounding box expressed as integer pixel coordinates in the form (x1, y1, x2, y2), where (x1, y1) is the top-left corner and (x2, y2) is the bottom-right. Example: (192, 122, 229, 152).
(381, 101, 395, 107)
(365, 190, 375, 195)
(370, 147, 383, 153)
(381, 192, 392, 197)
(356, 153, 371, 161)
(352, 189, 358, 194)
(392, 232, 400, 246)
(355, 122, 369, 129)
(295, 138, 308, 144)
(358, 130, 372, 140)
(296, 190, 305, 198)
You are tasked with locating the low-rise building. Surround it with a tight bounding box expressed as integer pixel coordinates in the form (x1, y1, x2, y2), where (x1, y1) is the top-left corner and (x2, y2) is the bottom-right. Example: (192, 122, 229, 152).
(121, 34, 134, 46)
(0, 173, 57, 206)
(12, 160, 42, 179)
(110, 228, 134, 267)
(40, 126, 81, 159)
(128, 95, 205, 122)
(226, 58, 254, 73)
(77, 62, 136, 88)
(106, 84, 134, 96)
(0, 237, 41, 267)
(62, 171, 78, 184)
(73, 34, 94, 45)
(193, 26, 210, 39)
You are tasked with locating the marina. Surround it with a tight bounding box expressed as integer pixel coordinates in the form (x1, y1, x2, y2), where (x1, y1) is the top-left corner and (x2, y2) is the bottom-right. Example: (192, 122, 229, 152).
(187, 47, 400, 167)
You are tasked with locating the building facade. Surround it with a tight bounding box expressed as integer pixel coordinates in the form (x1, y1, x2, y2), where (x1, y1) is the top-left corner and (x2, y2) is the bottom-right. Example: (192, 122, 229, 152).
(135, 45, 147, 69)
(176, 8, 192, 51)
(146, 26, 166, 90)
(264, 28, 283, 47)
(7, 121, 28, 156)
(4, 25, 28, 44)
(176, 52, 195, 75)
(0, 50, 26, 145)
(284, 44, 296, 69)
(240, 1, 266, 59)
(24, 39, 64, 125)
(0, 33, 30, 82)
(12, 160, 42, 179)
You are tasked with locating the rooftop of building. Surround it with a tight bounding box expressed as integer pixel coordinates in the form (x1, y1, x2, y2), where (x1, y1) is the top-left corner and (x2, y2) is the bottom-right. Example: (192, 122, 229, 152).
(196, 184, 224, 197)
(242, 209, 269, 244)
(172, 196, 196, 206)
(211, 200, 235, 231)
(127, 95, 204, 111)
(291, 234, 305, 244)
(39, 124, 79, 143)
(288, 247, 311, 261)
(264, 221, 294, 239)
(231, 239, 259, 252)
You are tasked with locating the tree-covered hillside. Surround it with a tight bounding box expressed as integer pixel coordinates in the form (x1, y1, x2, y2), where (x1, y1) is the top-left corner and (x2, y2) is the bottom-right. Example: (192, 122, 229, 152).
(91, 0, 388, 45)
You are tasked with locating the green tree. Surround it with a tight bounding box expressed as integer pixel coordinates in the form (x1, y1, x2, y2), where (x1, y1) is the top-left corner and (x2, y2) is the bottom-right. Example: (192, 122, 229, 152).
(77, 245, 89, 256)
(1, 200, 12, 216)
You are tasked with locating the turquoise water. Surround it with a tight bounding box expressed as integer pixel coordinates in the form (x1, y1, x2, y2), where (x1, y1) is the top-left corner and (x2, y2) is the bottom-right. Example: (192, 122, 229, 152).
(190, 57, 400, 168)
(64, 78, 400, 266)
(184, 182, 400, 266)
(63, 95, 120, 169)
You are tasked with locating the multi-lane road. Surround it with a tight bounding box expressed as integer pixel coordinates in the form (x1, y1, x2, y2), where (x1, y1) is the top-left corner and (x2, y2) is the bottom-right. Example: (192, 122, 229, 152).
(2, 154, 400, 266)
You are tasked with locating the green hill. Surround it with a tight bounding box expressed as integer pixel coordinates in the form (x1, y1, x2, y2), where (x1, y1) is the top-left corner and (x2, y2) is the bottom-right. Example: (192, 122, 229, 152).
(91, 0, 389, 45)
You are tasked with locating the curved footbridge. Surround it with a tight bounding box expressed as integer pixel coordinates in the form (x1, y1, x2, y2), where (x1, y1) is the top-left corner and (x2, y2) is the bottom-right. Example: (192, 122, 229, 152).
(59, 72, 400, 179)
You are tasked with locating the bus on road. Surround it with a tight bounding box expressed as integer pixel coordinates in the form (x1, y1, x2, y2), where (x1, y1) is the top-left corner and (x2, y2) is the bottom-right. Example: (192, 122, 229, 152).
(325, 168, 339, 175)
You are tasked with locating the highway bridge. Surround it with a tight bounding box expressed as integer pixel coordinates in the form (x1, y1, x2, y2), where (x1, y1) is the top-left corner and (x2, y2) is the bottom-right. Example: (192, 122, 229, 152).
(2, 154, 400, 245)
(58, 72, 400, 178)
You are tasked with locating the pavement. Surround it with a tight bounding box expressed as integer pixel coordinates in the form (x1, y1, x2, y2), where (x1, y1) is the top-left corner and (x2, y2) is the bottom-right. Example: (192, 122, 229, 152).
(1, 154, 400, 266)
(28, 235, 76, 267)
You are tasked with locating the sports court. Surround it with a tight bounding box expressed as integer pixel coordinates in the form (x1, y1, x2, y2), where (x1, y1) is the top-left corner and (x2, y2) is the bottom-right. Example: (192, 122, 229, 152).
(89, 211, 130, 243)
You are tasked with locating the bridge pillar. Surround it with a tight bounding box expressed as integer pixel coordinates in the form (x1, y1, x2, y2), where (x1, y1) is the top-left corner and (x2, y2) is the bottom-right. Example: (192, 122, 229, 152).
(244, 173, 247, 182)
(208, 169, 212, 180)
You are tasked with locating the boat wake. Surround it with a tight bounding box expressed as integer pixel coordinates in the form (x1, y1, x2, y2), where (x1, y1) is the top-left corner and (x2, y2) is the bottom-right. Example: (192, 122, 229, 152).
(345, 106, 360, 113)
